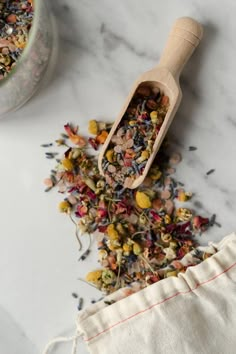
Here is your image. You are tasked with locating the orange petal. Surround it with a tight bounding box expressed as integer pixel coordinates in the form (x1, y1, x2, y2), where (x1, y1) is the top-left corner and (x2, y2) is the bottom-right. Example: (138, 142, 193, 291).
(69, 134, 86, 147)
(96, 131, 108, 144)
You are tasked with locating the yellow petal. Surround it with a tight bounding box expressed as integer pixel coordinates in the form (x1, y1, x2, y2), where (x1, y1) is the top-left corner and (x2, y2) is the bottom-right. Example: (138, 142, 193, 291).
(88, 120, 98, 135)
(61, 158, 74, 171)
(150, 111, 158, 123)
(135, 191, 152, 209)
(86, 270, 103, 283)
(107, 224, 119, 240)
(166, 270, 178, 277)
(58, 201, 70, 213)
(133, 242, 142, 255)
(105, 149, 114, 163)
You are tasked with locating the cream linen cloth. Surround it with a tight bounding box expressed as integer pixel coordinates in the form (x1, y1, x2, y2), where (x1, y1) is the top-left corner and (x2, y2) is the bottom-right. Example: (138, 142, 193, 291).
(43, 233, 236, 354)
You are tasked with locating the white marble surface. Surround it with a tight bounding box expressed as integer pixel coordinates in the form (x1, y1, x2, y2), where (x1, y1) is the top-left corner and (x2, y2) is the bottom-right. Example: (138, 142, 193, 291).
(0, 0, 236, 353)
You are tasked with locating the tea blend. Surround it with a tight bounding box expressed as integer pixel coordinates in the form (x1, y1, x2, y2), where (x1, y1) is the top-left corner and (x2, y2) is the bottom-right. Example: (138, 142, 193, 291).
(0, 0, 34, 80)
(43, 121, 217, 296)
(101, 86, 169, 188)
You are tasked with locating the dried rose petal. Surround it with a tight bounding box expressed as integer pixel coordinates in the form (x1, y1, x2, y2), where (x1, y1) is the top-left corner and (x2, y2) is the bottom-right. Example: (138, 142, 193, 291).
(76, 205, 88, 217)
(150, 275, 160, 283)
(87, 190, 97, 200)
(78, 183, 87, 193)
(124, 159, 132, 167)
(193, 216, 209, 231)
(150, 211, 162, 222)
(177, 247, 187, 259)
(116, 202, 128, 214)
(124, 150, 135, 159)
(97, 208, 108, 218)
(88, 137, 99, 150)
(180, 221, 191, 233)
(98, 225, 107, 233)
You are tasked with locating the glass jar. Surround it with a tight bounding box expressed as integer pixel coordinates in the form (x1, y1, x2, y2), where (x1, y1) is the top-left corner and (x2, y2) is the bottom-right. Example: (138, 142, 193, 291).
(0, 0, 57, 117)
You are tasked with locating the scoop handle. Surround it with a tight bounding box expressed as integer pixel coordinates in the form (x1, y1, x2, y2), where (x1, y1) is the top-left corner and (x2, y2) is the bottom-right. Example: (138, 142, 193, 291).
(158, 17, 203, 79)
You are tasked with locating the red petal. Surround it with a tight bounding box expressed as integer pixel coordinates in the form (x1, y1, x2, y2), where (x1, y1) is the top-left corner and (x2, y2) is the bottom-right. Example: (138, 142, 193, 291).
(88, 137, 99, 150)
(64, 123, 73, 135)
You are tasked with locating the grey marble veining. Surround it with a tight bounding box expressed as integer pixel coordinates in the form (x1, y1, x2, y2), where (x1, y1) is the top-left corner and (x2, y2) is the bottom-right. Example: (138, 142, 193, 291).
(0, 0, 236, 353)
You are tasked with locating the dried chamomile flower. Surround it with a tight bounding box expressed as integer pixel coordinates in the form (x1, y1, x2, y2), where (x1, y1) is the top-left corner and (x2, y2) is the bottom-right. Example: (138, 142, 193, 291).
(58, 200, 71, 213)
(105, 149, 114, 163)
(88, 120, 113, 135)
(133, 242, 142, 255)
(177, 189, 192, 202)
(88, 120, 99, 135)
(135, 191, 152, 209)
(61, 158, 74, 171)
(107, 224, 119, 240)
(176, 208, 193, 222)
(86, 270, 103, 284)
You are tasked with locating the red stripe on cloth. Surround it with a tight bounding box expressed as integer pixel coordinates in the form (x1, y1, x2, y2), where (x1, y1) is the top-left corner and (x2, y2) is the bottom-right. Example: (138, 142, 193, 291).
(84, 261, 236, 342)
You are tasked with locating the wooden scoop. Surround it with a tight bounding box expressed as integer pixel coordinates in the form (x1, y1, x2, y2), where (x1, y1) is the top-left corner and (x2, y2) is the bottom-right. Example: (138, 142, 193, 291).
(98, 17, 203, 189)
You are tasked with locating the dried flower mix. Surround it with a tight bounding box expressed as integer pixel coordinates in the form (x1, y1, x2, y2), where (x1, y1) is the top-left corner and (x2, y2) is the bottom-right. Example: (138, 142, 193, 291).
(101, 86, 169, 188)
(0, 0, 34, 80)
(43, 121, 218, 296)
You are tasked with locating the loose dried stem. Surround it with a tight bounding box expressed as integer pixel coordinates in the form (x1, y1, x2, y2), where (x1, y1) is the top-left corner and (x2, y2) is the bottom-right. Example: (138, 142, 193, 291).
(69, 213, 82, 250)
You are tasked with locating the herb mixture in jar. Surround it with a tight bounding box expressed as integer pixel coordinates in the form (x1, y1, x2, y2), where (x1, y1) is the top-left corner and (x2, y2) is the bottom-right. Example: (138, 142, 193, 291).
(101, 85, 169, 188)
(0, 0, 34, 80)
